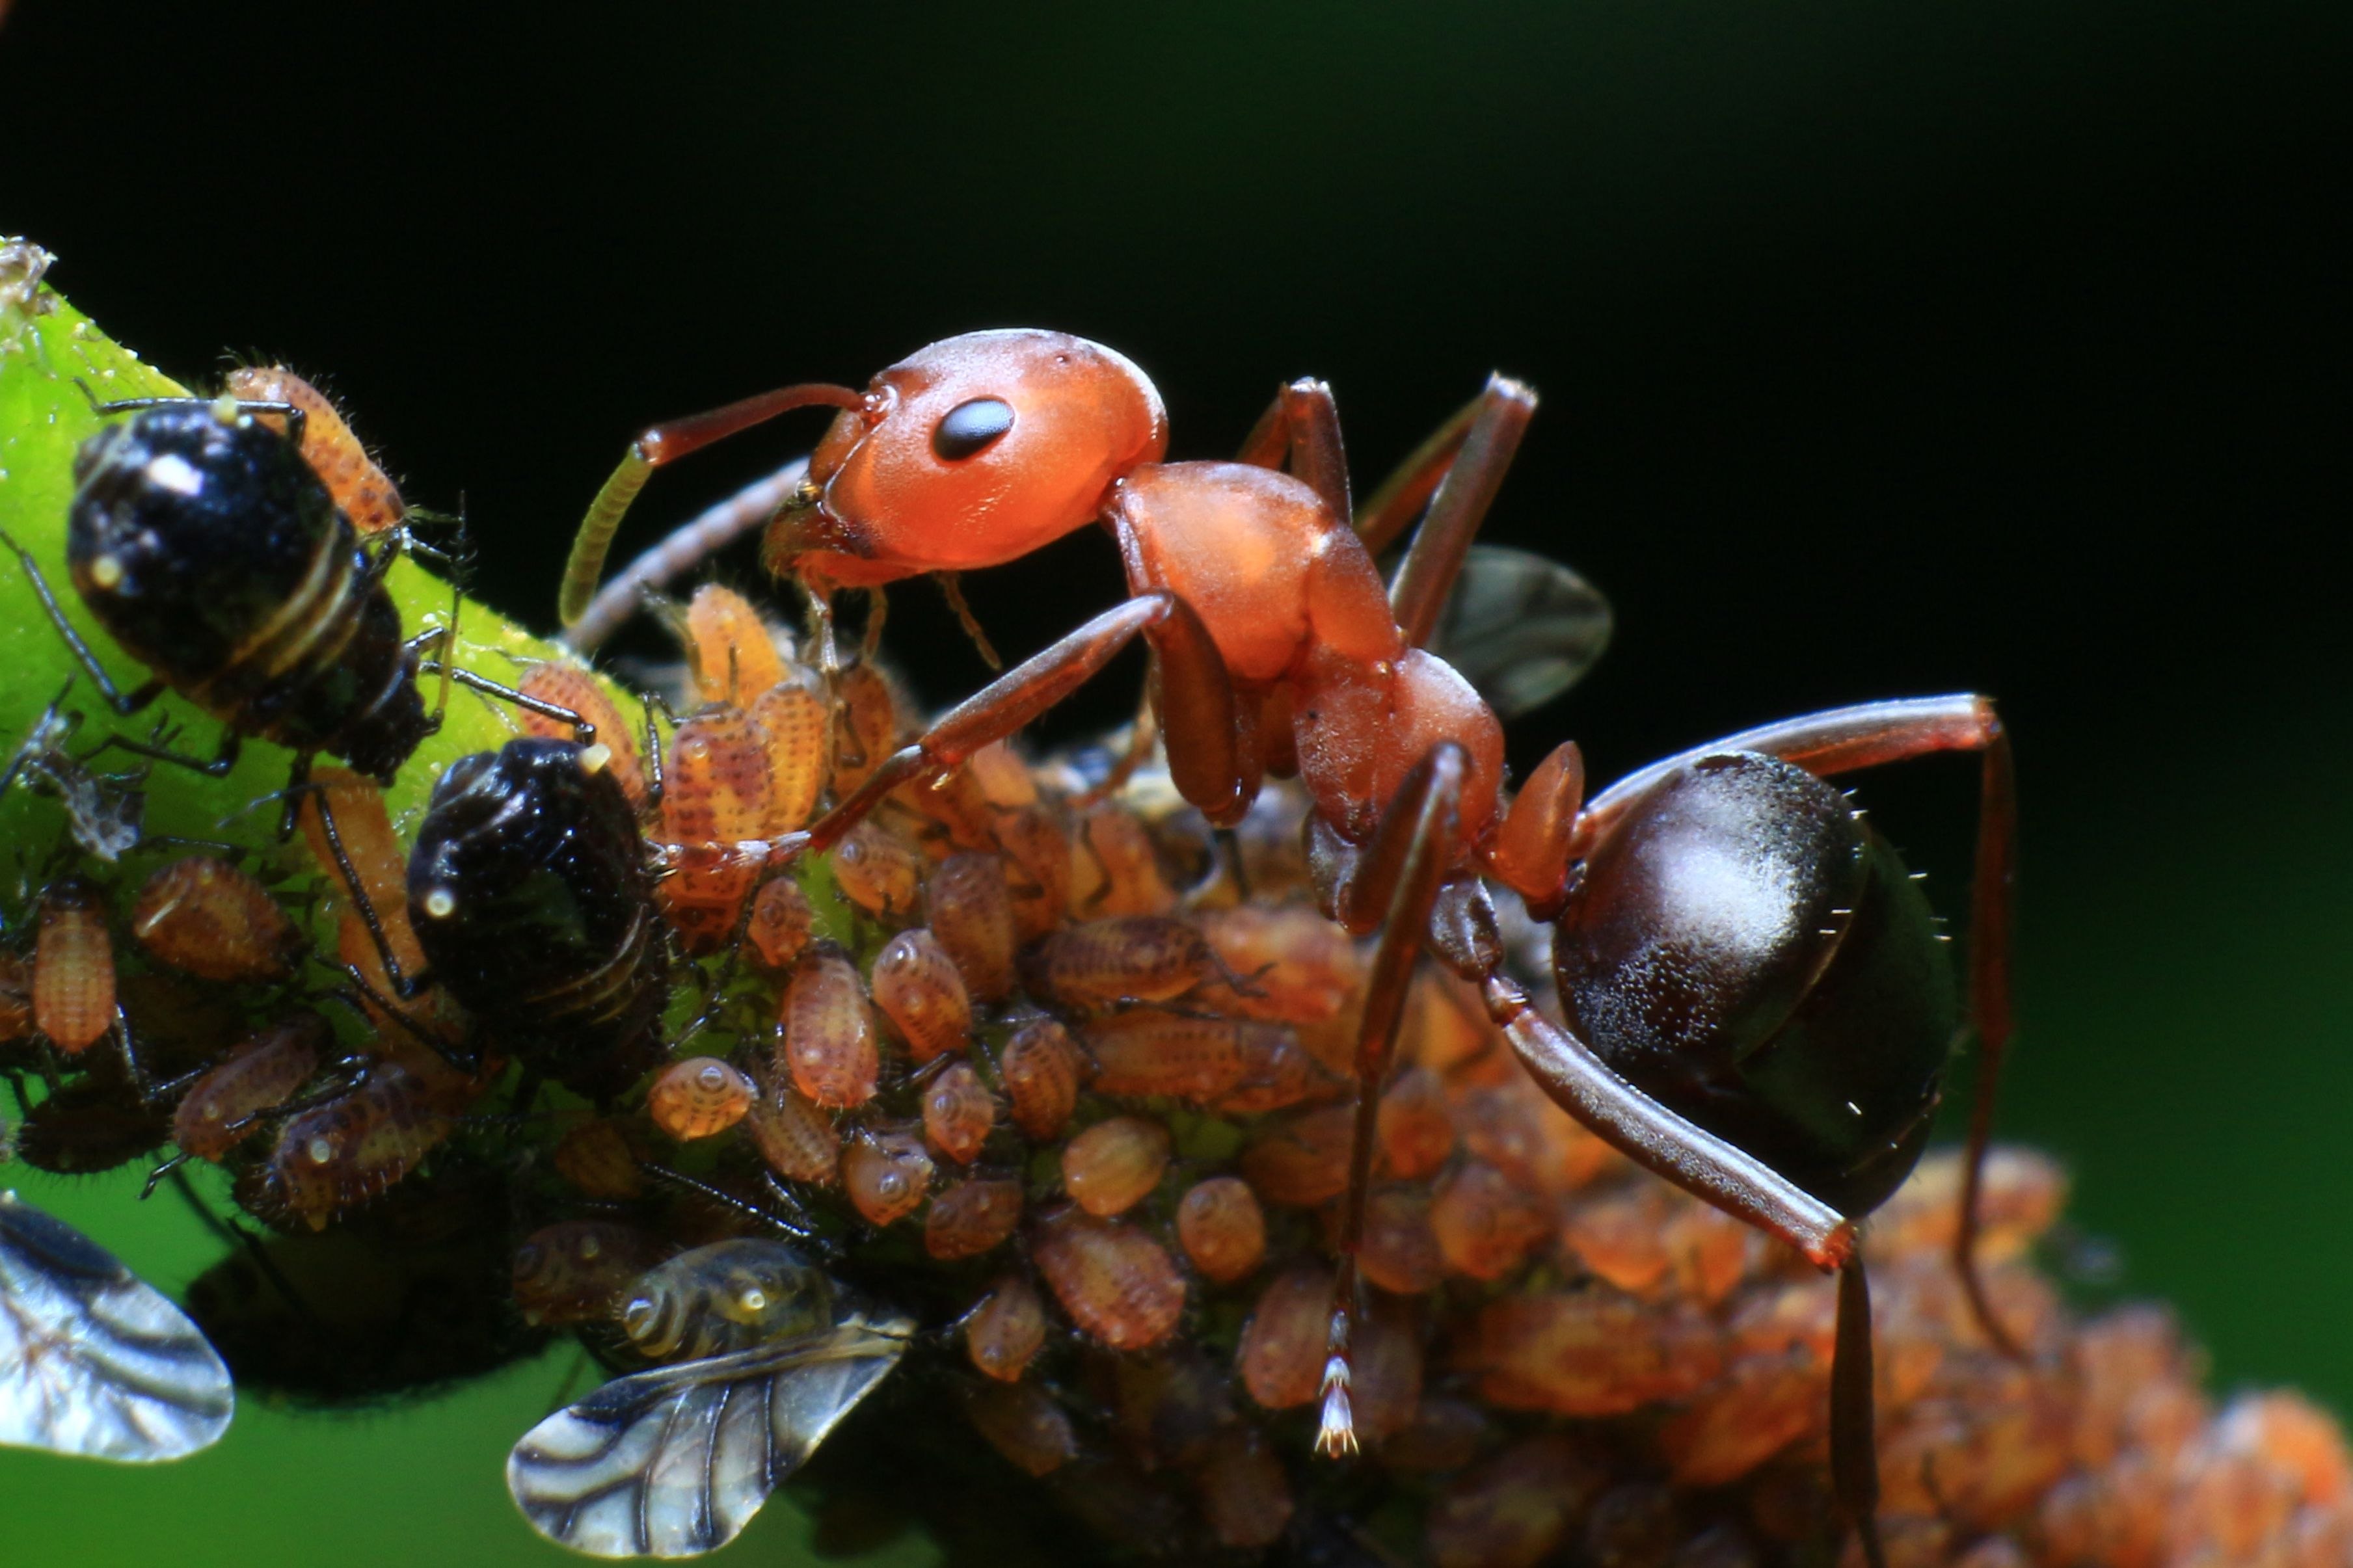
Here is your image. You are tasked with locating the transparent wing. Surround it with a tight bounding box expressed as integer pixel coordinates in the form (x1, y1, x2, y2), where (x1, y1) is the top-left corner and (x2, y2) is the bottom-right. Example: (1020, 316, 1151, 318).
(1424, 544, 1613, 720)
(0, 1189, 234, 1461)
(507, 1313, 911, 1558)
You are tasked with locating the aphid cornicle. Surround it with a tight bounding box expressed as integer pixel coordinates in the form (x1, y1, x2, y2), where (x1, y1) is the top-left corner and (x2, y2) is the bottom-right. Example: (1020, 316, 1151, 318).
(407, 737, 669, 1095)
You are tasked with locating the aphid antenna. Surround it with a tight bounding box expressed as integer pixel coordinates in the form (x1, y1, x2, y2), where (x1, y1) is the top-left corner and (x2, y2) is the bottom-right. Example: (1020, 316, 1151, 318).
(292, 778, 427, 999)
(641, 1161, 829, 1253)
(72, 380, 314, 447)
(330, 962, 480, 1075)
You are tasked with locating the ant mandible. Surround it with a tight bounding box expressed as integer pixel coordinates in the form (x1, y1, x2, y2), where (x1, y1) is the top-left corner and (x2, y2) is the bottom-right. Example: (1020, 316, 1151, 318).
(558, 330, 2017, 1567)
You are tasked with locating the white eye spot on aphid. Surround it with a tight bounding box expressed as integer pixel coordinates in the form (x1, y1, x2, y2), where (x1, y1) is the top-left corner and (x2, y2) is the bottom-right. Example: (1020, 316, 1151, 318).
(580, 743, 612, 775)
(145, 453, 205, 496)
(421, 887, 457, 920)
(695, 1063, 727, 1091)
(88, 553, 124, 589)
(738, 1287, 768, 1313)
(306, 1137, 334, 1165)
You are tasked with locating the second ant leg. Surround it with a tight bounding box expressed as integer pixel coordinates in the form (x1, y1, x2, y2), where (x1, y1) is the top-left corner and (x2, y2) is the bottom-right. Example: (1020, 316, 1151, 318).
(1383, 374, 1538, 649)
(1833, 1253, 1888, 1568)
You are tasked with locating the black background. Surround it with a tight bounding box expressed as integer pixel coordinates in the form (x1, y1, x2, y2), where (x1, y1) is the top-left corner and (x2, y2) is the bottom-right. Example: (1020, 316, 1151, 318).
(5, 1, 2350, 1397)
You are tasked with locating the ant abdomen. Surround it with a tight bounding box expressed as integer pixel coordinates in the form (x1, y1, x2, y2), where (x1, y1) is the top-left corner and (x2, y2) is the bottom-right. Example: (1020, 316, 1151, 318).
(1552, 751, 1957, 1216)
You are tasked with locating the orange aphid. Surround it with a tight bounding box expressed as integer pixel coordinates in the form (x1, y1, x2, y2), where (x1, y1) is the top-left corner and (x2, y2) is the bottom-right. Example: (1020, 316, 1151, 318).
(1403, 965, 1499, 1076)
(1237, 1266, 1330, 1411)
(1458, 1072, 1617, 1194)
(1210, 1022, 1341, 1115)
(657, 706, 772, 951)
(964, 1381, 1079, 1478)
(962, 740, 1037, 809)
(1430, 1160, 1552, 1281)
(1659, 1354, 1822, 1489)
(895, 763, 997, 853)
(1070, 803, 1175, 916)
(1425, 1435, 1611, 1568)
(1237, 1104, 1354, 1208)
(925, 1176, 1022, 1260)
(1871, 1146, 2067, 1266)
(511, 1221, 668, 1327)
(680, 584, 789, 706)
(921, 1060, 996, 1164)
(1021, 913, 1222, 1009)
(830, 821, 926, 919)
(1354, 1188, 1445, 1296)
(993, 804, 1070, 942)
(1176, 1176, 1265, 1284)
(647, 1056, 757, 1140)
(832, 661, 902, 794)
(553, 1117, 647, 1201)
(33, 877, 113, 1054)
(1196, 903, 1362, 1024)
(1060, 1115, 1170, 1217)
(744, 1076, 839, 1187)
(0, 953, 32, 1041)
(172, 1013, 326, 1161)
(965, 1271, 1048, 1383)
(779, 949, 879, 1108)
(131, 855, 303, 983)
(743, 877, 816, 971)
(1351, 1301, 1425, 1443)
(518, 663, 647, 810)
(297, 769, 436, 1030)
(869, 929, 973, 1063)
(225, 365, 405, 535)
(842, 1125, 932, 1227)
(998, 1017, 1081, 1139)
(1032, 1206, 1185, 1351)
(749, 682, 827, 834)
(1197, 1431, 1294, 1550)
(262, 1059, 462, 1230)
(925, 851, 1017, 1002)
(1464, 1290, 1723, 1417)
(1377, 1067, 1455, 1179)
(1082, 1009, 1247, 1102)
(1561, 1181, 1681, 1298)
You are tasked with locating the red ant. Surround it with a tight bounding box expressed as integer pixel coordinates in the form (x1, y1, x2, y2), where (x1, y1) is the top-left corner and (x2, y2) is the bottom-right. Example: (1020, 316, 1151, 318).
(558, 330, 2015, 1567)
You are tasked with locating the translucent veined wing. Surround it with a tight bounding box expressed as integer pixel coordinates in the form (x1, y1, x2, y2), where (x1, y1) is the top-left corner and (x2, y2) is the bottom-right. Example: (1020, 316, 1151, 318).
(0, 1189, 234, 1461)
(1423, 544, 1613, 720)
(507, 1309, 913, 1558)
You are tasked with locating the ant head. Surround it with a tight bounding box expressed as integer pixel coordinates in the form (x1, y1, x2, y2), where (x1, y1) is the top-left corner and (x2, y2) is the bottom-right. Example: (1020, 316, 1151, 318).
(768, 330, 1168, 588)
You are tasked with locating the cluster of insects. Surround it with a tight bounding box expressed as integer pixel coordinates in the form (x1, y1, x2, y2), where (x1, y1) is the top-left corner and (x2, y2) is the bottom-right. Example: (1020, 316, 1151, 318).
(6, 302, 2352, 1568)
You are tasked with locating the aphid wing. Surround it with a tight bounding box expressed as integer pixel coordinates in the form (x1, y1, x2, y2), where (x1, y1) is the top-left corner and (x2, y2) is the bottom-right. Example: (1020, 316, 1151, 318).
(507, 1316, 912, 1559)
(0, 1192, 234, 1461)
(1423, 544, 1613, 719)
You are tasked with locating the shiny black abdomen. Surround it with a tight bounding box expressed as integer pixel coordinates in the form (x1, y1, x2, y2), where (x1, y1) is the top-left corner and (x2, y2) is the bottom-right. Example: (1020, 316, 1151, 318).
(1552, 751, 1957, 1216)
(408, 739, 668, 1094)
(67, 406, 429, 781)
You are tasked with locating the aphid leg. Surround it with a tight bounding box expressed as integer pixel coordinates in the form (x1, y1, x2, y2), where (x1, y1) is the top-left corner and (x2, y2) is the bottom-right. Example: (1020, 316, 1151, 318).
(138, 1152, 191, 1201)
(642, 1162, 814, 1244)
(2, 527, 168, 717)
(1833, 1253, 1889, 1568)
(1073, 689, 1159, 808)
(1580, 694, 2021, 1355)
(861, 586, 891, 663)
(336, 962, 476, 1074)
(1317, 743, 1466, 1459)
(1235, 377, 1352, 519)
(80, 390, 310, 446)
(1383, 374, 1537, 648)
(639, 690, 675, 816)
(559, 382, 863, 628)
(410, 606, 597, 743)
(297, 773, 422, 998)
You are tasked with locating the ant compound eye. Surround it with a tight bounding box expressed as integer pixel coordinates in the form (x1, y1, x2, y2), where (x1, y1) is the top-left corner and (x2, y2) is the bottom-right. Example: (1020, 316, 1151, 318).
(932, 397, 1015, 460)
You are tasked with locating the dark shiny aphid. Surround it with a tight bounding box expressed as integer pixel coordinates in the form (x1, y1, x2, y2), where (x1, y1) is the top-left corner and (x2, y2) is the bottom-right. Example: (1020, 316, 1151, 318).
(14, 1080, 170, 1175)
(408, 737, 669, 1095)
(63, 402, 432, 782)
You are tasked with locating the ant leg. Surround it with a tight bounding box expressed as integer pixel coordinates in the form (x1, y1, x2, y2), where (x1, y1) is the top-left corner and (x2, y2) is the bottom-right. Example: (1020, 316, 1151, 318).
(1833, 1253, 1888, 1568)
(560, 457, 813, 653)
(560, 384, 862, 628)
(1352, 374, 1531, 559)
(1581, 693, 2021, 1353)
(1317, 743, 1468, 1458)
(1384, 375, 1537, 648)
(1236, 378, 1352, 520)
(0, 528, 168, 715)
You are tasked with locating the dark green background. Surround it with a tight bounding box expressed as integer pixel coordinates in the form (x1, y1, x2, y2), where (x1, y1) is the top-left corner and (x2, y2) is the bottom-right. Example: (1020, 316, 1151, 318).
(1, 3, 2346, 1562)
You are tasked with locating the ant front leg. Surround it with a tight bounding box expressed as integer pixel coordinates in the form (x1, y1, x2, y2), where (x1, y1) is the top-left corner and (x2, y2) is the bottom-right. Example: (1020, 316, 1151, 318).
(1235, 378, 1352, 519)
(1583, 693, 2019, 1355)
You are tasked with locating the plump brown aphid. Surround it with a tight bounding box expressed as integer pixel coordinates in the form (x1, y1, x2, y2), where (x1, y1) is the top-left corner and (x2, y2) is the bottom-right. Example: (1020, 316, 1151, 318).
(647, 1056, 757, 1140)
(1177, 1176, 1266, 1284)
(511, 1221, 668, 1327)
(921, 1059, 995, 1164)
(518, 663, 648, 811)
(1424, 1434, 1610, 1568)
(656, 705, 772, 951)
(260, 1059, 467, 1230)
(172, 1012, 327, 1161)
(869, 929, 972, 1063)
(1237, 1266, 1331, 1411)
(831, 661, 902, 794)
(924, 1176, 1021, 1260)
(1196, 903, 1362, 1023)
(1462, 1290, 1722, 1417)
(1197, 1431, 1295, 1550)
(779, 948, 879, 1109)
(894, 760, 997, 853)
(681, 583, 789, 706)
(1237, 1103, 1353, 1208)
(1353, 1188, 1445, 1296)
(964, 1380, 1079, 1478)
(1060, 1115, 1171, 1217)
(1430, 1159, 1552, 1281)
(1215, 1022, 1342, 1115)
(830, 821, 924, 919)
(998, 1016, 1081, 1139)
(130, 855, 303, 983)
(1021, 914, 1223, 1009)
(1070, 803, 1176, 916)
(33, 876, 114, 1054)
(743, 1074, 839, 1186)
(749, 682, 827, 834)
(0, 953, 33, 1041)
(1378, 1066, 1456, 1180)
(964, 1271, 1047, 1383)
(925, 851, 1017, 1002)
(552, 1117, 647, 1200)
(841, 1125, 932, 1227)
(1032, 1206, 1185, 1351)
(1081, 1009, 1249, 1102)
(743, 876, 815, 971)
(224, 364, 407, 535)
